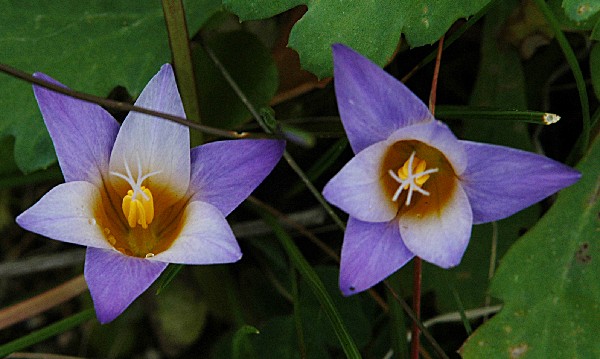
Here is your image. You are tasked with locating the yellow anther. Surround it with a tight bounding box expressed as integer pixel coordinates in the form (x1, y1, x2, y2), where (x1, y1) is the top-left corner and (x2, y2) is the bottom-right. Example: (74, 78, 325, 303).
(389, 151, 439, 206)
(397, 156, 431, 189)
(121, 186, 155, 229)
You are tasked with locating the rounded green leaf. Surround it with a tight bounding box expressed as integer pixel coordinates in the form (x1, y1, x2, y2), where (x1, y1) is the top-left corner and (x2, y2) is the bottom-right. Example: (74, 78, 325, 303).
(460, 134, 600, 358)
(0, 1, 213, 173)
(224, 0, 492, 78)
(562, 0, 600, 21)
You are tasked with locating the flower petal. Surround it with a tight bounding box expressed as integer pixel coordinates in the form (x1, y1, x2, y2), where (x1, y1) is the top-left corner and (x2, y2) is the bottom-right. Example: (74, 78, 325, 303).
(332, 44, 433, 154)
(150, 201, 241, 265)
(399, 181, 472, 268)
(460, 141, 581, 224)
(85, 247, 167, 324)
(388, 120, 467, 175)
(323, 139, 397, 222)
(16, 182, 112, 250)
(188, 139, 285, 216)
(339, 217, 414, 296)
(109, 64, 190, 207)
(33, 73, 119, 186)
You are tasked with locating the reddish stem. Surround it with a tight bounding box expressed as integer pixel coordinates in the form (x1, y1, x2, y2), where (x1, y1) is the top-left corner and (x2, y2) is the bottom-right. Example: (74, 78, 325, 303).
(410, 35, 445, 359)
(410, 257, 423, 359)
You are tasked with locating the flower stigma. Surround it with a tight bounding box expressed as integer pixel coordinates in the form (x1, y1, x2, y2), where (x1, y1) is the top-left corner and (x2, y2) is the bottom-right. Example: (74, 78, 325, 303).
(110, 156, 162, 229)
(388, 151, 438, 206)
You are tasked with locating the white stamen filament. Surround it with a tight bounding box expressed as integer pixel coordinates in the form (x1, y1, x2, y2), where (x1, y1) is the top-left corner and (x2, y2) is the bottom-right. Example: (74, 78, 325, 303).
(389, 151, 439, 206)
(110, 156, 162, 200)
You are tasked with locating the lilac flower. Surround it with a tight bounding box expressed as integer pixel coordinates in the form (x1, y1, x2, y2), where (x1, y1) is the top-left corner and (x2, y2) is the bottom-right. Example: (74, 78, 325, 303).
(323, 44, 581, 296)
(17, 64, 285, 323)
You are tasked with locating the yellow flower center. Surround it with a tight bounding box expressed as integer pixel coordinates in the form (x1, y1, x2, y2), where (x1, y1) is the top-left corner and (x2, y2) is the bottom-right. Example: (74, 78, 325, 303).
(122, 186, 154, 229)
(388, 151, 439, 206)
(110, 157, 162, 229)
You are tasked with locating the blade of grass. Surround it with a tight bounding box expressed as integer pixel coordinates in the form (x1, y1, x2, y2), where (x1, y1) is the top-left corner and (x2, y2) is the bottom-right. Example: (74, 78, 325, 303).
(232, 325, 259, 359)
(436, 106, 561, 125)
(0, 309, 95, 357)
(156, 263, 184, 294)
(254, 205, 361, 359)
(291, 267, 307, 359)
(532, 0, 590, 157)
(387, 272, 409, 359)
(162, 0, 203, 143)
(448, 284, 473, 335)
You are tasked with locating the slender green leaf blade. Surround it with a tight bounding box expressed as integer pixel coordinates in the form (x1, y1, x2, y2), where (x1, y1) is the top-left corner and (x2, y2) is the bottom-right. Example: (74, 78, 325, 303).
(258, 210, 362, 358)
(0, 309, 95, 356)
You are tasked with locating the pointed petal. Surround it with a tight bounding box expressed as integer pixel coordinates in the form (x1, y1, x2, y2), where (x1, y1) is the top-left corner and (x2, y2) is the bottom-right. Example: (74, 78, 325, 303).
(323, 139, 397, 222)
(339, 217, 414, 296)
(151, 201, 241, 265)
(16, 182, 112, 250)
(460, 141, 581, 224)
(109, 64, 190, 207)
(399, 182, 472, 268)
(85, 247, 167, 323)
(388, 120, 467, 175)
(332, 44, 433, 154)
(33, 73, 119, 186)
(189, 139, 285, 216)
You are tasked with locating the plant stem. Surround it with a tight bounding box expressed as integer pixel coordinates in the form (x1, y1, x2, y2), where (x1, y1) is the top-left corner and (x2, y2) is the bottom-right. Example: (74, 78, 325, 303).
(0, 63, 250, 139)
(161, 0, 203, 143)
(411, 34, 445, 359)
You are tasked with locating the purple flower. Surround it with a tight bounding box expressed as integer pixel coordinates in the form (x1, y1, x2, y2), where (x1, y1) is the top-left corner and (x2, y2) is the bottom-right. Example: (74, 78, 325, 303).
(17, 64, 285, 323)
(323, 44, 581, 296)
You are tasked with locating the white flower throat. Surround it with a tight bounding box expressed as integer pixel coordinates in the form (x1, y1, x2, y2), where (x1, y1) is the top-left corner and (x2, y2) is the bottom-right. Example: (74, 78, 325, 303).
(110, 157, 162, 229)
(388, 151, 438, 206)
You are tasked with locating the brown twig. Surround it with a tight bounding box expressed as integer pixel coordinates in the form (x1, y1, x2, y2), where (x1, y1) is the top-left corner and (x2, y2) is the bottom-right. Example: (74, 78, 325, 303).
(0, 275, 87, 330)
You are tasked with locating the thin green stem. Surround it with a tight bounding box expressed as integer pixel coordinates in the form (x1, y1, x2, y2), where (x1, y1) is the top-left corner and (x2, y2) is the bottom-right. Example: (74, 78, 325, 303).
(201, 40, 346, 231)
(162, 0, 203, 143)
(533, 0, 590, 157)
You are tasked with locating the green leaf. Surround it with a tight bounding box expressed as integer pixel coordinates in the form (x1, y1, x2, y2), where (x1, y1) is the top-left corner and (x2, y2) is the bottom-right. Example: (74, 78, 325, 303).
(193, 31, 278, 130)
(0, 0, 214, 173)
(224, 0, 492, 78)
(154, 277, 208, 355)
(590, 43, 600, 100)
(562, 0, 600, 21)
(460, 134, 600, 358)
